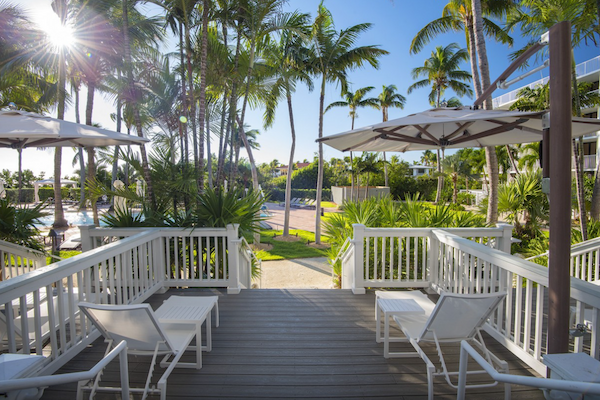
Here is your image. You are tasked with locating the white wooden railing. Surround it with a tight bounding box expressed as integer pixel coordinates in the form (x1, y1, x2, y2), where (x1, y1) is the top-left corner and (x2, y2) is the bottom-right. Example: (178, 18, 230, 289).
(339, 224, 513, 294)
(0, 225, 254, 377)
(0, 239, 47, 280)
(527, 236, 600, 282)
(431, 229, 600, 376)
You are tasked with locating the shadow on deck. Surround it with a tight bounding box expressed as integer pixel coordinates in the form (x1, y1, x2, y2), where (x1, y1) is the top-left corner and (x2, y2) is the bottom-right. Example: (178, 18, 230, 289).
(42, 289, 544, 399)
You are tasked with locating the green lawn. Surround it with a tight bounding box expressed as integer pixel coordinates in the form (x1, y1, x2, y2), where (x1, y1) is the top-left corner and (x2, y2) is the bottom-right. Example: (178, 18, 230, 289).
(254, 229, 330, 261)
(321, 201, 337, 208)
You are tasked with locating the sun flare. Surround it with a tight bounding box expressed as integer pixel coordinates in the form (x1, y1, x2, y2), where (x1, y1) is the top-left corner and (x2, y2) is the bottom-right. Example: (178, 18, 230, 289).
(35, 13, 74, 49)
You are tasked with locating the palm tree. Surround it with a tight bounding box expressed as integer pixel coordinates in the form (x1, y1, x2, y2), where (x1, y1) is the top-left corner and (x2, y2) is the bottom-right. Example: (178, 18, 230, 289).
(407, 43, 472, 204)
(309, 2, 389, 243)
(263, 12, 312, 237)
(442, 153, 475, 203)
(377, 84, 406, 187)
(471, 0, 502, 224)
(507, 0, 599, 233)
(357, 152, 382, 200)
(410, 0, 514, 224)
(325, 86, 380, 201)
(409, 0, 514, 98)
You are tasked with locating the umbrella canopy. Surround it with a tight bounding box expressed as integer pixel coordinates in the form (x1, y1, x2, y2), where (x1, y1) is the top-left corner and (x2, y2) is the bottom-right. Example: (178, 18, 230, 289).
(0, 110, 149, 148)
(318, 107, 600, 152)
(113, 180, 126, 214)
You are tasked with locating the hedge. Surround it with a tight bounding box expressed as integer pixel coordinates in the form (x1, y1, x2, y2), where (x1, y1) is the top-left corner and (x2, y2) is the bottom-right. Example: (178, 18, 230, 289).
(5, 187, 80, 203)
(265, 188, 331, 202)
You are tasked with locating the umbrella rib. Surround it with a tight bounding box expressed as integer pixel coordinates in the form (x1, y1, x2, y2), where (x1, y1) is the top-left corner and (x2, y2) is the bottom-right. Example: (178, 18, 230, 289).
(449, 118, 530, 146)
(375, 129, 437, 146)
(487, 118, 543, 135)
(413, 125, 441, 145)
(446, 121, 476, 140)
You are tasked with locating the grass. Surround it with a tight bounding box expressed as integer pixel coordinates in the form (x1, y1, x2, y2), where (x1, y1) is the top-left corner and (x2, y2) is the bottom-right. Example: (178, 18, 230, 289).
(321, 201, 337, 208)
(254, 229, 330, 261)
(47, 250, 81, 264)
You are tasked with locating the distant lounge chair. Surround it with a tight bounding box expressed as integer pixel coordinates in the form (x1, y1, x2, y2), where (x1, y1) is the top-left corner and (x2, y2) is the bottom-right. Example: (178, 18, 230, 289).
(390, 291, 509, 400)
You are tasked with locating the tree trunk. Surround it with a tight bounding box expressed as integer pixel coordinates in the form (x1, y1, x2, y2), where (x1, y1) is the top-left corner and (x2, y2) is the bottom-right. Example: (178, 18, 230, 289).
(383, 152, 388, 187)
(17, 149, 22, 203)
(112, 95, 122, 206)
(206, 106, 213, 189)
(315, 76, 326, 243)
(283, 91, 296, 237)
(197, 0, 209, 192)
(472, 0, 499, 224)
(235, 116, 259, 191)
(350, 152, 354, 202)
(53, 11, 68, 228)
(466, 15, 482, 98)
(122, 0, 155, 209)
(435, 148, 443, 204)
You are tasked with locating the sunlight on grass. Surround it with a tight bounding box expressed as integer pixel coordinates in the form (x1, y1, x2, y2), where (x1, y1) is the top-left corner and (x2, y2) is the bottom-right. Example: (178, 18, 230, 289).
(321, 201, 338, 208)
(255, 229, 330, 261)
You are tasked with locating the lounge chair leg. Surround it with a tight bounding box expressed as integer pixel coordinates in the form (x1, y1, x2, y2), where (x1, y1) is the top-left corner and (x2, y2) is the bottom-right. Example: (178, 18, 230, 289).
(427, 365, 435, 400)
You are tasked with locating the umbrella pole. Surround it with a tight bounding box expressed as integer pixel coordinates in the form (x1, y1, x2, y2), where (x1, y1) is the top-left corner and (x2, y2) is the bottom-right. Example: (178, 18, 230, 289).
(548, 21, 572, 355)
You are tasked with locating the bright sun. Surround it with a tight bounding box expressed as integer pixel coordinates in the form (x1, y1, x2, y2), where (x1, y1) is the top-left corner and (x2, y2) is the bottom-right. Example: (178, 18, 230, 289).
(35, 13, 74, 49)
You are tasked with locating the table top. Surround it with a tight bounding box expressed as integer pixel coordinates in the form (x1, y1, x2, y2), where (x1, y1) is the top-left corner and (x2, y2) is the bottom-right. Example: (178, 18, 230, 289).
(543, 353, 600, 383)
(155, 304, 211, 324)
(378, 298, 425, 314)
(0, 354, 45, 381)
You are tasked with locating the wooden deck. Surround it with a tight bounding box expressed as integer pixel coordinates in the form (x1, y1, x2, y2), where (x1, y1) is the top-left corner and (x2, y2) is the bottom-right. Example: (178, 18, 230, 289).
(42, 289, 544, 399)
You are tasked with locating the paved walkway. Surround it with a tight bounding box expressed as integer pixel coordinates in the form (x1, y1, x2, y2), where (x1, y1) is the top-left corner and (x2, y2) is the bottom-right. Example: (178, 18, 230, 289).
(264, 202, 338, 233)
(257, 257, 334, 289)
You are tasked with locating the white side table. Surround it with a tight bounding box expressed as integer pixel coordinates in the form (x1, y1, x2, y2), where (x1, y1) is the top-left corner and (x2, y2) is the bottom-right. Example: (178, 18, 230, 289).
(543, 353, 600, 400)
(376, 297, 425, 358)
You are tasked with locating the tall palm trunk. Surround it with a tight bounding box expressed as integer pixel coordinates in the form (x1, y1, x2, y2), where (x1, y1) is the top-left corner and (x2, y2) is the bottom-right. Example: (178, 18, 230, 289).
(111, 95, 122, 207)
(283, 90, 296, 237)
(185, 18, 199, 189)
(315, 76, 326, 243)
(472, 0, 499, 224)
(85, 82, 99, 226)
(53, 0, 68, 228)
(122, 0, 155, 209)
(206, 106, 213, 189)
(197, 0, 209, 192)
(435, 148, 443, 204)
(73, 82, 86, 209)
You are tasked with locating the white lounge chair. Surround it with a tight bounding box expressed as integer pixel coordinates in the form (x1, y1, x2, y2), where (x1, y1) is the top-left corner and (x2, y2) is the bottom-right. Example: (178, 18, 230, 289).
(391, 291, 508, 400)
(78, 302, 200, 400)
(0, 340, 129, 400)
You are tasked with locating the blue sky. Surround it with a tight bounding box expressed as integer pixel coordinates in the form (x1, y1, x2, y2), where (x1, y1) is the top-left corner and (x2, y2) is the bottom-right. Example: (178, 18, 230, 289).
(4, 0, 599, 177)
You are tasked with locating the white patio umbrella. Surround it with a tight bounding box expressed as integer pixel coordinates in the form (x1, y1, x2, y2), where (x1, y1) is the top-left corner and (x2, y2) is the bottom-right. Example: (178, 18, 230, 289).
(0, 110, 149, 148)
(317, 107, 600, 152)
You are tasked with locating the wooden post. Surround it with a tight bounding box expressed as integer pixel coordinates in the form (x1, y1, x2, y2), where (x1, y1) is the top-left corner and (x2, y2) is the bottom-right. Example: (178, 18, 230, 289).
(79, 225, 93, 252)
(548, 21, 572, 355)
(496, 223, 514, 254)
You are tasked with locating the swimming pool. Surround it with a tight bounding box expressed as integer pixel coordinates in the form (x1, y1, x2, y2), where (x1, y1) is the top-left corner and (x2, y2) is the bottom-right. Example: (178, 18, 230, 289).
(35, 211, 108, 227)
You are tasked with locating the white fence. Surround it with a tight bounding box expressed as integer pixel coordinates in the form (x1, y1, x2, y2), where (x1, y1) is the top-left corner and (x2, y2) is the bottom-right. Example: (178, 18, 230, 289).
(0, 239, 47, 280)
(0, 225, 253, 377)
(340, 224, 512, 294)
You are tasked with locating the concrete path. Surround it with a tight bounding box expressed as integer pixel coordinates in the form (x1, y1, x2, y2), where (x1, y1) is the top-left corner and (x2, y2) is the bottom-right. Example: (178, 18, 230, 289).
(257, 257, 334, 289)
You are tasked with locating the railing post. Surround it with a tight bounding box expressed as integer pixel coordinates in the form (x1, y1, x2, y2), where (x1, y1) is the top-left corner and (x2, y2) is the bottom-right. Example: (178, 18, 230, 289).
(79, 225, 94, 252)
(352, 224, 366, 295)
(153, 233, 168, 294)
(496, 223, 513, 254)
(428, 231, 439, 287)
(226, 224, 241, 294)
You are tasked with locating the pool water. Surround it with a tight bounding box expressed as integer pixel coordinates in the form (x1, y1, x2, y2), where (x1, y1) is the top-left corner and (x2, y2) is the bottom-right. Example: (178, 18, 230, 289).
(35, 211, 107, 227)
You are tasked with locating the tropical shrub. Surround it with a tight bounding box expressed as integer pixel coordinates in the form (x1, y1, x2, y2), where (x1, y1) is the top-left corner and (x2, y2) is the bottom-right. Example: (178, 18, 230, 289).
(498, 170, 548, 240)
(266, 188, 331, 202)
(0, 199, 47, 251)
(324, 195, 487, 285)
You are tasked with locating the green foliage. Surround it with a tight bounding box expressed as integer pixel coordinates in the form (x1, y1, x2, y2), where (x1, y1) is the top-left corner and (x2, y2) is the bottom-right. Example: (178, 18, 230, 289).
(0, 199, 47, 251)
(266, 188, 331, 202)
(498, 170, 548, 240)
(457, 192, 475, 205)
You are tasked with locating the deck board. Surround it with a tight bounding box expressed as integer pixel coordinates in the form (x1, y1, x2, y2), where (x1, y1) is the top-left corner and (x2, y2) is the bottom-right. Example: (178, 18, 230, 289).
(41, 288, 544, 399)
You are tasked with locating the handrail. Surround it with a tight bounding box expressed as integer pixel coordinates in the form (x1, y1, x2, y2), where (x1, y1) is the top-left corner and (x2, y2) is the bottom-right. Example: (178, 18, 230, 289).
(330, 237, 352, 279)
(457, 340, 600, 400)
(239, 236, 261, 288)
(0, 339, 130, 398)
(526, 236, 600, 261)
